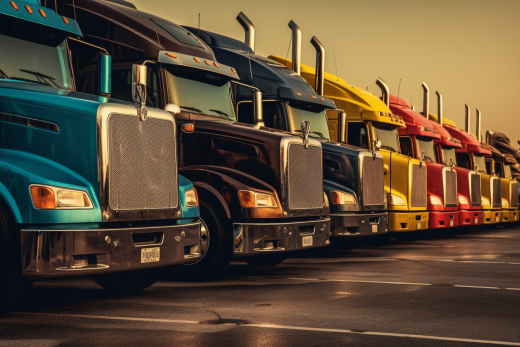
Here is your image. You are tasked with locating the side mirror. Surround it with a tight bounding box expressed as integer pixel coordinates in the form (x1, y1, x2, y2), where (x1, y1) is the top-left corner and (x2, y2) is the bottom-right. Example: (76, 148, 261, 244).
(253, 90, 264, 126)
(132, 64, 148, 120)
(338, 111, 347, 143)
(376, 140, 382, 149)
(165, 103, 181, 116)
(98, 54, 112, 97)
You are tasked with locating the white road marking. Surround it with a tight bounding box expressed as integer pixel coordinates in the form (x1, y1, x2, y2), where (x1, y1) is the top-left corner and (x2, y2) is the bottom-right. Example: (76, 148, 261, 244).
(9, 312, 520, 346)
(288, 258, 520, 265)
(453, 285, 501, 290)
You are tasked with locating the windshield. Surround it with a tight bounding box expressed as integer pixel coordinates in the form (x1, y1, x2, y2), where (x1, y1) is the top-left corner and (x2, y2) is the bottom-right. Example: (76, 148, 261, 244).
(504, 164, 512, 179)
(0, 34, 72, 89)
(164, 65, 235, 120)
(474, 154, 487, 174)
(416, 137, 437, 162)
(286, 101, 330, 140)
(372, 122, 400, 152)
(442, 147, 458, 166)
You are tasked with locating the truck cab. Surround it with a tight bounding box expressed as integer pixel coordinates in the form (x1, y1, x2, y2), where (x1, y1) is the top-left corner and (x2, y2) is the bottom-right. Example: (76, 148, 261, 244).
(390, 90, 459, 230)
(0, 0, 202, 311)
(184, 15, 388, 239)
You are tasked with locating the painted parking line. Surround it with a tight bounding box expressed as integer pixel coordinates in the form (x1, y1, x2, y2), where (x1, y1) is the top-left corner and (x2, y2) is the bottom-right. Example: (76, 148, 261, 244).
(286, 258, 520, 265)
(287, 277, 520, 290)
(10, 312, 520, 346)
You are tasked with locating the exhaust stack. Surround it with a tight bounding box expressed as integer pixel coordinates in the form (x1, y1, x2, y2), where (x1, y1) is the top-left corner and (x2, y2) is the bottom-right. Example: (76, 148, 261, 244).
(236, 12, 255, 52)
(375, 78, 389, 107)
(476, 109, 481, 142)
(288, 20, 301, 75)
(436, 91, 443, 125)
(422, 82, 429, 118)
(465, 104, 471, 134)
(310, 36, 325, 96)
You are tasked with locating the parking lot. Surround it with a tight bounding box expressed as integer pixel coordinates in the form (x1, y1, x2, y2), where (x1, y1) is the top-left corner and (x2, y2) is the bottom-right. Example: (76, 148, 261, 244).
(1, 226, 519, 347)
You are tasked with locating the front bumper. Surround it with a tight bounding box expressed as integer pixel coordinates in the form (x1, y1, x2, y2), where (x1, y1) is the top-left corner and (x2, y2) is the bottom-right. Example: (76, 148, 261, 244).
(388, 211, 429, 232)
(331, 212, 388, 237)
(482, 210, 501, 224)
(500, 209, 519, 223)
(458, 210, 482, 226)
(232, 217, 331, 256)
(429, 211, 459, 229)
(21, 221, 202, 278)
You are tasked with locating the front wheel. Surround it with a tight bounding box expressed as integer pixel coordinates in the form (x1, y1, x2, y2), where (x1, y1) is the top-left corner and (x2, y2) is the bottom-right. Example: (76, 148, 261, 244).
(244, 254, 287, 267)
(93, 269, 159, 292)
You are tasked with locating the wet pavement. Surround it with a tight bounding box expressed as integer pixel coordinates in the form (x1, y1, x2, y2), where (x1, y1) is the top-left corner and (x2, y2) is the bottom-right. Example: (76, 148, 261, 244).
(1, 226, 519, 346)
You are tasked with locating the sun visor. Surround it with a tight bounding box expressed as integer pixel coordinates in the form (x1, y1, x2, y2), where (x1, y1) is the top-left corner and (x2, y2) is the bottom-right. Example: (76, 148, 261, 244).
(0, 0, 82, 37)
(158, 51, 240, 81)
(278, 86, 336, 109)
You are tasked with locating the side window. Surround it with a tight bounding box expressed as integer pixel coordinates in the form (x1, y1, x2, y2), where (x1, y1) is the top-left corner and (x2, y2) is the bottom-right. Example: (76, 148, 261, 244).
(399, 137, 414, 158)
(456, 153, 471, 169)
(237, 101, 284, 130)
(485, 160, 492, 175)
(434, 146, 441, 164)
(110, 65, 161, 108)
(237, 102, 254, 125)
(347, 122, 369, 149)
(494, 162, 503, 177)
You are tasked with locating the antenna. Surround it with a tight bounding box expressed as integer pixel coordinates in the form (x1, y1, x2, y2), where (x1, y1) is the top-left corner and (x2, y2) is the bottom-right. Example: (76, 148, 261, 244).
(333, 49, 339, 81)
(247, 51, 254, 84)
(197, 13, 200, 38)
(396, 79, 401, 105)
(366, 86, 368, 91)
(284, 34, 292, 69)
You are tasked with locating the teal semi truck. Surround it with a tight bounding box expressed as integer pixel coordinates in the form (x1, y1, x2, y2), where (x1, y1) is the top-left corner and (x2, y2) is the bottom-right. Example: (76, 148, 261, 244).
(0, 0, 202, 312)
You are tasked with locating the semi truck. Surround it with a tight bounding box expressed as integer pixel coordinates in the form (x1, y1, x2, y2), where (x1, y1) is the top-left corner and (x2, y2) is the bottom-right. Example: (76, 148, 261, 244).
(185, 15, 388, 239)
(0, 0, 202, 312)
(427, 93, 482, 227)
(390, 85, 459, 230)
(57, 0, 331, 275)
(274, 60, 430, 234)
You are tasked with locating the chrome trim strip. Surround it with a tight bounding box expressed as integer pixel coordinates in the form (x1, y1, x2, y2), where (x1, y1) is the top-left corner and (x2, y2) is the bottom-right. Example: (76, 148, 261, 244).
(358, 151, 385, 207)
(0, 111, 59, 132)
(442, 166, 458, 207)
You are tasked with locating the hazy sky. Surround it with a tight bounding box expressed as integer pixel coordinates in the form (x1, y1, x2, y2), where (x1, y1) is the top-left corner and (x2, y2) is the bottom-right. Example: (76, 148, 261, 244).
(132, 0, 520, 144)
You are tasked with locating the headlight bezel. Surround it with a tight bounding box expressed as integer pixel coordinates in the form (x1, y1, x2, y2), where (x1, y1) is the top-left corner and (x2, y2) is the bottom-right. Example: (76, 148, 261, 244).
(330, 191, 357, 205)
(389, 194, 406, 206)
(184, 187, 199, 207)
(29, 184, 93, 210)
(429, 195, 443, 206)
(238, 190, 278, 208)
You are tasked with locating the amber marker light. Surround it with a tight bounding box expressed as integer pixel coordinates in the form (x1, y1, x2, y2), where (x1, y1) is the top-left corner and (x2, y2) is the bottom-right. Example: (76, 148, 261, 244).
(238, 190, 277, 208)
(320, 98, 325, 101)
(296, 93, 302, 96)
(25, 5, 32, 14)
(10, 1, 18, 10)
(39, 9, 46, 18)
(204, 60, 211, 66)
(193, 57, 200, 63)
(312, 96, 316, 99)
(165, 52, 177, 58)
(62, 16, 69, 25)
(30, 186, 56, 209)
(214, 62, 220, 68)
(182, 123, 195, 133)
(231, 68, 237, 74)
(330, 191, 356, 205)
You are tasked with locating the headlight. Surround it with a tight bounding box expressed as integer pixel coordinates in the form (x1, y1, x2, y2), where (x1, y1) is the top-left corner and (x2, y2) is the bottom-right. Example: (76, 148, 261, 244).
(330, 191, 356, 205)
(30, 185, 93, 209)
(458, 195, 469, 206)
(481, 196, 490, 207)
(389, 194, 405, 206)
(184, 187, 199, 207)
(429, 195, 443, 206)
(238, 190, 278, 208)
(502, 198, 509, 209)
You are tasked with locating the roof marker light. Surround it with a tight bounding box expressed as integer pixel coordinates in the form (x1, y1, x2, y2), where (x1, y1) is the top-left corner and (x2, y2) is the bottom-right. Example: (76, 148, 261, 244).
(214, 62, 220, 68)
(331, 101, 335, 104)
(62, 17, 69, 25)
(296, 93, 302, 96)
(39, 9, 46, 18)
(9, 1, 18, 10)
(231, 68, 237, 74)
(312, 96, 316, 99)
(25, 5, 32, 14)
(320, 98, 325, 101)
(193, 57, 200, 63)
(165, 52, 177, 58)
(204, 60, 211, 66)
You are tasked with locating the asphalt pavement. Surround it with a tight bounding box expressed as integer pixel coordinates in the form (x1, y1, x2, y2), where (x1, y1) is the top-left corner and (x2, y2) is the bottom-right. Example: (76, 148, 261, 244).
(1, 226, 519, 346)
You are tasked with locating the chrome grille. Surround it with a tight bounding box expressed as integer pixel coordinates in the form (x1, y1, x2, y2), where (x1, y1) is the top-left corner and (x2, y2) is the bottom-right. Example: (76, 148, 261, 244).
(469, 173, 481, 206)
(444, 170, 458, 207)
(287, 143, 323, 210)
(510, 181, 519, 208)
(411, 165, 427, 207)
(108, 113, 178, 210)
(491, 177, 502, 208)
(362, 156, 385, 206)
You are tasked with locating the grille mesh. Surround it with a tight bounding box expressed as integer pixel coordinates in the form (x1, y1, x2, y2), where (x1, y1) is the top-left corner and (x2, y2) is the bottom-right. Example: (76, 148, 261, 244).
(287, 143, 323, 210)
(510, 181, 519, 207)
(491, 178, 502, 208)
(444, 170, 458, 207)
(411, 165, 427, 207)
(108, 114, 178, 210)
(362, 156, 385, 206)
(469, 173, 481, 206)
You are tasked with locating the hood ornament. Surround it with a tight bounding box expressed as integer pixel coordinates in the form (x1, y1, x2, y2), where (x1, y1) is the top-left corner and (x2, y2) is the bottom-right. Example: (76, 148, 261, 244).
(301, 120, 311, 148)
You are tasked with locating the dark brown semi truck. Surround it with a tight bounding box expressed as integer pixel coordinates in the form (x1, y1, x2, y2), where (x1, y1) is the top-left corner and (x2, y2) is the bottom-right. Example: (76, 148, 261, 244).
(51, 0, 331, 277)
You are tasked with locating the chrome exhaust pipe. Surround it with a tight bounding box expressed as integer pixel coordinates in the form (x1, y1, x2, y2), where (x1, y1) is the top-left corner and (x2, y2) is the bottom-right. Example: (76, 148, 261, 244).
(422, 82, 429, 118)
(476, 109, 481, 142)
(465, 104, 470, 134)
(310, 36, 325, 96)
(288, 20, 301, 75)
(376, 78, 389, 107)
(338, 110, 347, 143)
(236, 12, 255, 52)
(436, 91, 443, 125)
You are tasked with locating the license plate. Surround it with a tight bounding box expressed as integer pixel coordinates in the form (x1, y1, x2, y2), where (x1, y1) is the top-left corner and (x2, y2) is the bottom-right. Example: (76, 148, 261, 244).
(450, 220, 454, 227)
(141, 247, 160, 263)
(372, 225, 378, 233)
(416, 222, 422, 229)
(475, 218, 478, 224)
(302, 235, 313, 247)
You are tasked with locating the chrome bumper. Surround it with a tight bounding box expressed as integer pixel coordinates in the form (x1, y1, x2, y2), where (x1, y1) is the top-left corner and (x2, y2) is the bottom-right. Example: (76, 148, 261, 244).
(331, 212, 388, 237)
(232, 217, 331, 256)
(21, 221, 201, 278)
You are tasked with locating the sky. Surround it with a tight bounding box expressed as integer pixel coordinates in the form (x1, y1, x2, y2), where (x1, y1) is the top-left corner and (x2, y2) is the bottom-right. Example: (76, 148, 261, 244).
(132, 0, 520, 144)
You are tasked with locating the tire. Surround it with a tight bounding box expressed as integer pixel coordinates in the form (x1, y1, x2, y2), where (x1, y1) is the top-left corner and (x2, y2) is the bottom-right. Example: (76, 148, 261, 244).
(244, 254, 287, 267)
(176, 199, 231, 281)
(0, 207, 32, 315)
(93, 269, 159, 292)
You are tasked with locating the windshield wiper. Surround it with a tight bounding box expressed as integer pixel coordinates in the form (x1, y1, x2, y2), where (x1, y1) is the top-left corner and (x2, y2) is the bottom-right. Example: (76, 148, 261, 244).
(380, 145, 396, 152)
(19, 69, 60, 88)
(180, 106, 207, 116)
(209, 109, 232, 120)
(422, 155, 434, 162)
(0, 69, 10, 79)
